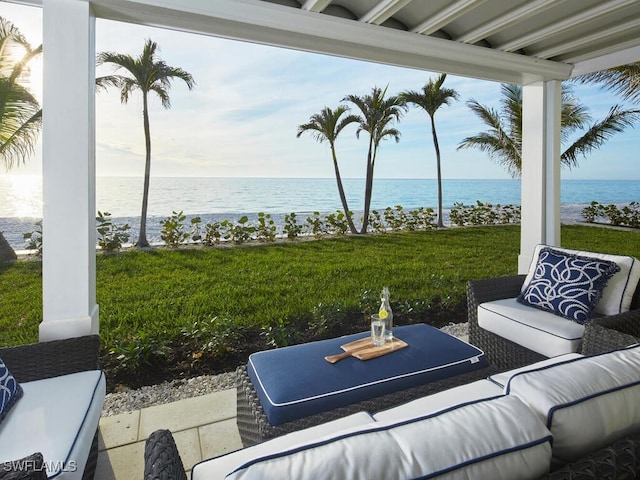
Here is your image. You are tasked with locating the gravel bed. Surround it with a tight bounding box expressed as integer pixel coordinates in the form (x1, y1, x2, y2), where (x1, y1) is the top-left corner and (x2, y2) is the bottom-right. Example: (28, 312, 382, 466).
(101, 322, 469, 417)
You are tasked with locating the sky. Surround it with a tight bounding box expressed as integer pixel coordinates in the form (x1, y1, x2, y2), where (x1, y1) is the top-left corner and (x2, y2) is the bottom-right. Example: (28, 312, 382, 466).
(1, 2, 639, 180)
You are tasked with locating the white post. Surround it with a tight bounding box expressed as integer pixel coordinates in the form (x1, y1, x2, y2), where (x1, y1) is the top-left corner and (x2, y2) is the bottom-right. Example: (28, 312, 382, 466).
(40, 0, 98, 341)
(518, 80, 561, 274)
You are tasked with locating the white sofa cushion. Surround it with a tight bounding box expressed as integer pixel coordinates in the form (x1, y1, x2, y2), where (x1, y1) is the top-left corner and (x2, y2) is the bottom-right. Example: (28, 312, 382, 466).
(373, 379, 501, 423)
(478, 298, 584, 357)
(488, 353, 583, 387)
(225, 396, 552, 480)
(192, 412, 375, 480)
(0, 370, 106, 479)
(523, 244, 640, 315)
(506, 344, 640, 463)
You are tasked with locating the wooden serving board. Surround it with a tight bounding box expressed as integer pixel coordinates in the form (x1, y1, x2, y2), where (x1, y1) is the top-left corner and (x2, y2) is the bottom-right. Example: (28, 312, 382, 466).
(324, 337, 408, 363)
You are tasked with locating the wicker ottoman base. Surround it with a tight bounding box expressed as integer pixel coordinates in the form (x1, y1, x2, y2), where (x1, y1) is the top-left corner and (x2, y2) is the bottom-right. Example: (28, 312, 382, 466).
(236, 364, 498, 447)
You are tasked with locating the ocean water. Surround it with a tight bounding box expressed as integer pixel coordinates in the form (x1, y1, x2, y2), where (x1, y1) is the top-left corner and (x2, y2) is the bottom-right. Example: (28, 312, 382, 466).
(0, 176, 638, 249)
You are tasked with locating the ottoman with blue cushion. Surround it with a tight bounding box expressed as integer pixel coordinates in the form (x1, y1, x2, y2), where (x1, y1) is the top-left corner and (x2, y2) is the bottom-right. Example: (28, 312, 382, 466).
(237, 323, 492, 445)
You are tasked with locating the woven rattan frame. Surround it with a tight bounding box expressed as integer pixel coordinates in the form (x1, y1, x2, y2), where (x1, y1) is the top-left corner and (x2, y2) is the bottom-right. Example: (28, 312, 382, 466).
(144, 430, 187, 480)
(0, 335, 101, 480)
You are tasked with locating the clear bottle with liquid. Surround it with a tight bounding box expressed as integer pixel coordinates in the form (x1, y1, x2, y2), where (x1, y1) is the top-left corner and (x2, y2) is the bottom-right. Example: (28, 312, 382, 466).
(378, 286, 393, 341)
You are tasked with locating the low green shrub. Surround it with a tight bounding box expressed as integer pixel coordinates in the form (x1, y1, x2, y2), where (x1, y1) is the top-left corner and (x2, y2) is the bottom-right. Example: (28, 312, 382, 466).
(582, 201, 639, 228)
(449, 201, 521, 226)
(96, 211, 131, 252)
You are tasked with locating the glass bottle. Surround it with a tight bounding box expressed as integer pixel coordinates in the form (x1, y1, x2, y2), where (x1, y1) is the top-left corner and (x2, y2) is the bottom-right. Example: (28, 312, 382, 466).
(379, 286, 393, 341)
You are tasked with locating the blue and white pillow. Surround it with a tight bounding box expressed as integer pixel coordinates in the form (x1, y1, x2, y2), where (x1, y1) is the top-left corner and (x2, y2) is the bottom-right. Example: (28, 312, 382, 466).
(518, 247, 620, 323)
(0, 357, 23, 424)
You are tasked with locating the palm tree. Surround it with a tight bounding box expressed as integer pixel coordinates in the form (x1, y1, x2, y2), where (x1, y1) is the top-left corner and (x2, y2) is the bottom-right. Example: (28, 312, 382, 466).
(344, 86, 405, 233)
(576, 62, 640, 104)
(400, 74, 459, 228)
(0, 18, 42, 262)
(458, 83, 640, 177)
(0, 17, 42, 171)
(96, 39, 195, 248)
(297, 106, 359, 234)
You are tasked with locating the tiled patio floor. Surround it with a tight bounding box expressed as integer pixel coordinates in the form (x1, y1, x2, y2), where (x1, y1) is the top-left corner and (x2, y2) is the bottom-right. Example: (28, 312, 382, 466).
(95, 388, 242, 479)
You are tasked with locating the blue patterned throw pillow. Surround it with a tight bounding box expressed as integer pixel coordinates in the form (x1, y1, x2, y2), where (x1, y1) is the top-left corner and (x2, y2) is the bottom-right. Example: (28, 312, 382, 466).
(518, 247, 621, 324)
(0, 357, 23, 424)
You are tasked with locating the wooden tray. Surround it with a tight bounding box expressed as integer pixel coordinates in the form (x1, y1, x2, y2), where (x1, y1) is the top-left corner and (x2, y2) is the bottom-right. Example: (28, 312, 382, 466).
(324, 337, 408, 363)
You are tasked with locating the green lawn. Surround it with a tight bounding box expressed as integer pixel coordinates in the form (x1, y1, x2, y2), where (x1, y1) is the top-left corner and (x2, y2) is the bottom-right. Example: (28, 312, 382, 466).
(1, 224, 639, 353)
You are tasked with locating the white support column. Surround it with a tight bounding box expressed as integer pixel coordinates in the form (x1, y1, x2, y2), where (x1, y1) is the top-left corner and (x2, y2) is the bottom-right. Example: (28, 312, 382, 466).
(40, 0, 98, 341)
(518, 80, 561, 273)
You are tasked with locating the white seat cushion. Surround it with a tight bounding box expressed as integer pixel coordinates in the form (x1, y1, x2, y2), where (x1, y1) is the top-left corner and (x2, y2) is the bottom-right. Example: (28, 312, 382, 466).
(192, 412, 375, 480)
(0, 370, 106, 479)
(488, 353, 583, 387)
(224, 396, 552, 480)
(478, 298, 584, 357)
(523, 245, 640, 315)
(373, 379, 501, 423)
(506, 344, 640, 463)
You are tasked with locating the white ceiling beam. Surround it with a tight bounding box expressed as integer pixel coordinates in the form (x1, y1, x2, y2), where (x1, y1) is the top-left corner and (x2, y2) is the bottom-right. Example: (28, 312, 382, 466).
(530, 18, 640, 60)
(455, 0, 557, 44)
(359, 0, 412, 25)
(301, 0, 332, 13)
(571, 45, 640, 77)
(89, 0, 572, 85)
(494, 0, 638, 52)
(411, 0, 487, 35)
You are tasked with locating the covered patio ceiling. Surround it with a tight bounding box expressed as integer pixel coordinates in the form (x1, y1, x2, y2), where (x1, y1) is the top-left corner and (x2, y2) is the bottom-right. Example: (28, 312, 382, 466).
(84, 0, 640, 84)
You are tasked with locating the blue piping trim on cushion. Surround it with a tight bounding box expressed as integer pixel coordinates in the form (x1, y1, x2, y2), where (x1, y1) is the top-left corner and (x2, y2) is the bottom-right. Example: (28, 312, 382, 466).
(504, 343, 640, 395)
(412, 435, 554, 480)
(478, 303, 583, 341)
(224, 395, 506, 478)
(545, 379, 640, 429)
(49, 371, 104, 479)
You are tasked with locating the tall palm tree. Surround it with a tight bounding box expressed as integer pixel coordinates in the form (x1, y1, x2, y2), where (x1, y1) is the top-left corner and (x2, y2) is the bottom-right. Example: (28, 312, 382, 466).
(96, 39, 195, 248)
(344, 86, 405, 233)
(0, 18, 42, 262)
(400, 74, 459, 228)
(297, 106, 359, 234)
(576, 62, 640, 105)
(458, 83, 640, 177)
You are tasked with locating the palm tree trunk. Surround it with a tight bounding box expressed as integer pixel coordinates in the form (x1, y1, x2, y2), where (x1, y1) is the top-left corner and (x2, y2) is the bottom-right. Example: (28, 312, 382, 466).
(137, 94, 152, 248)
(360, 137, 376, 234)
(330, 145, 358, 234)
(431, 116, 444, 228)
(0, 231, 17, 263)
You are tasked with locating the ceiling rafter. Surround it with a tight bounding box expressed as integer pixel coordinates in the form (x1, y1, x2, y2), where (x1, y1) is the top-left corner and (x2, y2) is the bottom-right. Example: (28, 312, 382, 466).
(531, 18, 640, 60)
(301, 0, 332, 13)
(359, 0, 413, 25)
(455, 0, 557, 44)
(494, 0, 638, 52)
(411, 0, 488, 35)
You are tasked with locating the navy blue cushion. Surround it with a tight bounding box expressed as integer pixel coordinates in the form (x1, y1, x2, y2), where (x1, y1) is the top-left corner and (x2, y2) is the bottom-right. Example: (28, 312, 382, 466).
(518, 247, 620, 324)
(247, 324, 487, 426)
(0, 357, 23, 424)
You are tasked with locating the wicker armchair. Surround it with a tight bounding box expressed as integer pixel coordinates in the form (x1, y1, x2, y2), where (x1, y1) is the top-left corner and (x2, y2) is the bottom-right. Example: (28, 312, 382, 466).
(467, 275, 640, 370)
(0, 335, 101, 480)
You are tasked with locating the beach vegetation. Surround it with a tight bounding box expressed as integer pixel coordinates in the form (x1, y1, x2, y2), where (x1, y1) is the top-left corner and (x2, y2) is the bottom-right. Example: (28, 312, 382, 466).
(457, 84, 640, 177)
(96, 39, 195, 248)
(283, 212, 303, 240)
(297, 106, 359, 234)
(400, 74, 460, 228)
(344, 86, 406, 233)
(22, 219, 41, 255)
(160, 210, 191, 247)
(96, 211, 131, 252)
(582, 201, 639, 228)
(449, 202, 521, 226)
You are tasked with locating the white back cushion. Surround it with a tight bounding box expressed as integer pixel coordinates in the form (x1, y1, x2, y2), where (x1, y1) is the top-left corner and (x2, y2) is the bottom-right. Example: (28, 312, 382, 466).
(506, 344, 640, 463)
(226, 396, 552, 480)
(522, 245, 640, 315)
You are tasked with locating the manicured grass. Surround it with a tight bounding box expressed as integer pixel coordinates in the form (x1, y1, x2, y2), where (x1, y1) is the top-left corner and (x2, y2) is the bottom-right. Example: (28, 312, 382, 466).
(0, 224, 638, 351)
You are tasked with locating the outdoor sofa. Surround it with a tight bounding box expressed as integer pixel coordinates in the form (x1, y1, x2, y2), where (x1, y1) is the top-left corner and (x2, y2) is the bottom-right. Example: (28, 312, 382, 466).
(0, 335, 105, 480)
(144, 318, 640, 479)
